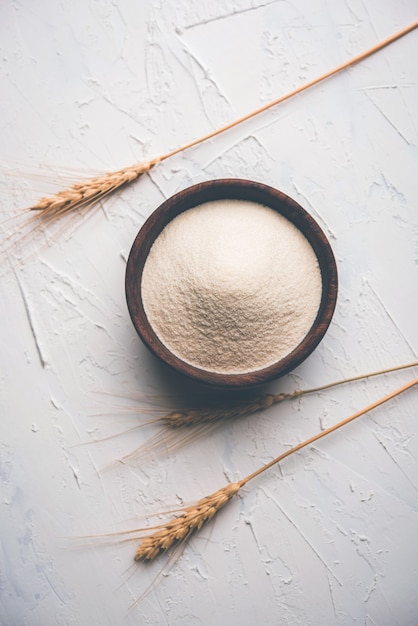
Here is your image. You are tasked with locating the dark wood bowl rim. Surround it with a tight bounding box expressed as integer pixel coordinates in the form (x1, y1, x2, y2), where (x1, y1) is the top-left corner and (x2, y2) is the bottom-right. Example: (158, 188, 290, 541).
(125, 179, 338, 388)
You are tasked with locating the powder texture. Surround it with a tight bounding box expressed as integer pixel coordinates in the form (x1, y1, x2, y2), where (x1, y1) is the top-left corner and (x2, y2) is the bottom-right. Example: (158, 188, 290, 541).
(141, 200, 322, 374)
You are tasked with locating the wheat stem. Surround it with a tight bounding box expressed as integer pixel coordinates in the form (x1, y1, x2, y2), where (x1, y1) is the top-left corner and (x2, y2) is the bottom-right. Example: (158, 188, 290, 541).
(156, 21, 417, 163)
(27, 21, 417, 224)
(239, 376, 418, 487)
(292, 360, 418, 397)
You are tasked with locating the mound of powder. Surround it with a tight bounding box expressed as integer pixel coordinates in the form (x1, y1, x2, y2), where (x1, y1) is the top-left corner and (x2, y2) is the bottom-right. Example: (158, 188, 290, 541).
(141, 199, 322, 374)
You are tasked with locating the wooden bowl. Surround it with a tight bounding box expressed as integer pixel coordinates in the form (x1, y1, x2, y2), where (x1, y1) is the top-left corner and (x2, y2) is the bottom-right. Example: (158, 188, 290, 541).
(125, 179, 338, 388)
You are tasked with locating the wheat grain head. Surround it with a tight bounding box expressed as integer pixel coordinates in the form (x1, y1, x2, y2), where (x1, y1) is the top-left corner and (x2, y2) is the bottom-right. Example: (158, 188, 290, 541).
(162, 393, 288, 428)
(135, 481, 241, 561)
(28, 159, 158, 224)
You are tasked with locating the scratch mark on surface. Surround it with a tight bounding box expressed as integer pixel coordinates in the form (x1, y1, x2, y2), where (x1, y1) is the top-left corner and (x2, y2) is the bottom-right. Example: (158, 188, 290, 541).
(89, 453, 106, 495)
(147, 170, 168, 200)
(268, 492, 343, 586)
(396, 84, 418, 137)
(201, 134, 257, 169)
(349, 534, 381, 604)
(173, 39, 232, 127)
(2, 74, 62, 141)
(372, 432, 418, 496)
(14, 271, 48, 368)
(360, 1, 379, 41)
(323, 448, 418, 512)
(361, 84, 415, 91)
(87, 88, 153, 135)
(326, 572, 339, 621)
(364, 91, 411, 145)
(183, 0, 283, 31)
(365, 278, 416, 356)
(175, 38, 226, 96)
(249, 111, 290, 134)
(70, 464, 81, 489)
(364, 573, 377, 603)
(244, 517, 263, 553)
(342, 0, 363, 23)
(291, 180, 337, 239)
(67, 124, 113, 169)
(41, 568, 66, 605)
(200, 114, 288, 170)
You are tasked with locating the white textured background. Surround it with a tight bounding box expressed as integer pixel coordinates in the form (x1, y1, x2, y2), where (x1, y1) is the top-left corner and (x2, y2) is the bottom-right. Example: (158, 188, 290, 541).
(1, 2, 418, 625)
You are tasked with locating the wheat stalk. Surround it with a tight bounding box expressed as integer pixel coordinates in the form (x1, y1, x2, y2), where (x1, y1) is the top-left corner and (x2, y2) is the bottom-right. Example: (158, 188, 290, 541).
(108, 360, 418, 465)
(133, 376, 417, 560)
(160, 360, 418, 427)
(27, 21, 417, 226)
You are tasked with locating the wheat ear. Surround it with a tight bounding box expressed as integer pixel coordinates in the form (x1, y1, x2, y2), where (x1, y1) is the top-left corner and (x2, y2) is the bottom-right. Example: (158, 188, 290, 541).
(134, 482, 241, 561)
(109, 360, 418, 465)
(134, 376, 417, 560)
(27, 21, 417, 225)
(28, 158, 159, 225)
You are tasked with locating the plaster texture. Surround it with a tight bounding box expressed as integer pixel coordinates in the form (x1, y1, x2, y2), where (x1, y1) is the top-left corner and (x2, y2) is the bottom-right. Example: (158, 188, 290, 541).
(1, 1, 417, 625)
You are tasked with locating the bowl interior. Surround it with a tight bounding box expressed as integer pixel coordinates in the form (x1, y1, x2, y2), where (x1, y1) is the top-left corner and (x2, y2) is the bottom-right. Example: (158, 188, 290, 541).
(125, 179, 338, 388)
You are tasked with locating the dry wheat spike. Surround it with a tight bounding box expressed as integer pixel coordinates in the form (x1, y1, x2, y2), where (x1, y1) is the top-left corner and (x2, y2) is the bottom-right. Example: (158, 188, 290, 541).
(110, 360, 418, 465)
(135, 482, 241, 561)
(28, 159, 159, 227)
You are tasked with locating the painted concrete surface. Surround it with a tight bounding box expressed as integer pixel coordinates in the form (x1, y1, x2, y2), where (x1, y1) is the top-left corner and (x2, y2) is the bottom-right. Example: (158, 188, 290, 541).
(1, 1, 417, 624)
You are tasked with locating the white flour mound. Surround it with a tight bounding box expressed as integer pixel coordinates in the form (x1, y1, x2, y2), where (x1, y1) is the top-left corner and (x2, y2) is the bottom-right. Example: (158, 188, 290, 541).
(141, 199, 322, 374)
